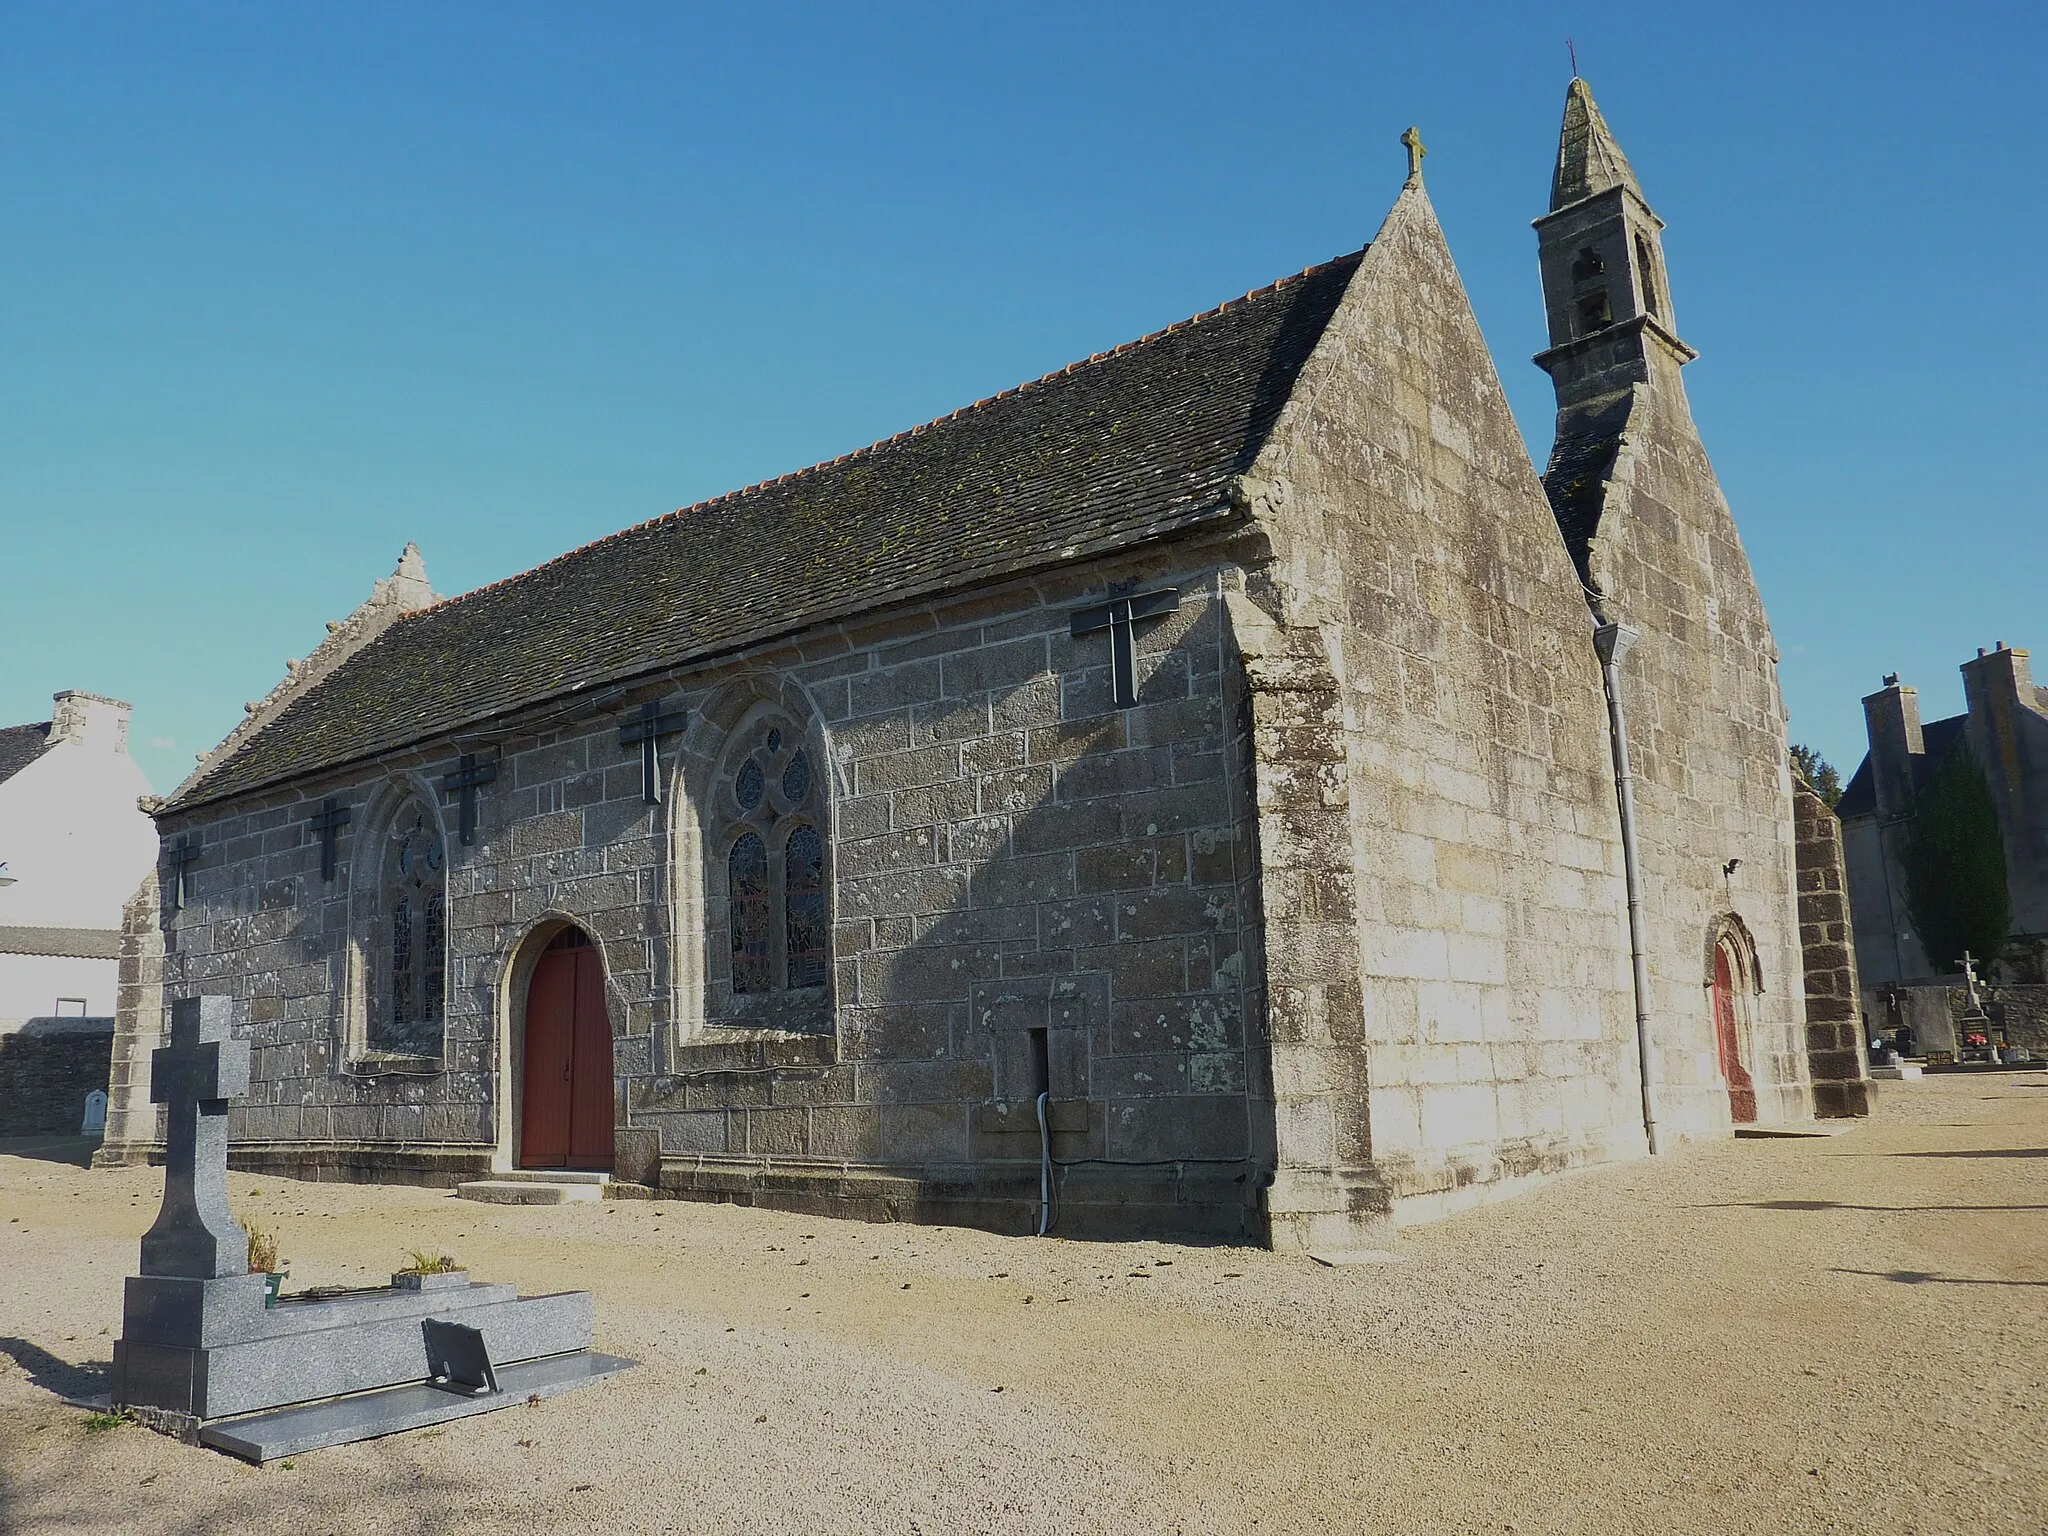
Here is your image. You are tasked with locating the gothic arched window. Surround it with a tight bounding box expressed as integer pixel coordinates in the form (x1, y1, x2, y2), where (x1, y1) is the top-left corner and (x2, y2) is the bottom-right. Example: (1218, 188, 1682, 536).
(375, 801, 446, 1055)
(713, 719, 831, 1025)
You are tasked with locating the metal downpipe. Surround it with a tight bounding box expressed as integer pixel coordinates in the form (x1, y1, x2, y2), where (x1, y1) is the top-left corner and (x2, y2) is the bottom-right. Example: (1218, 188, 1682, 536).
(1035, 1091, 1053, 1236)
(1594, 622, 1661, 1155)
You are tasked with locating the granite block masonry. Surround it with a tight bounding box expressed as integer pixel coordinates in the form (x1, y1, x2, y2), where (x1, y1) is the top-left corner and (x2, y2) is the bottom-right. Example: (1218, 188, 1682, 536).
(108, 994, 631, 1461)
(1793, 773, 1873, 1117)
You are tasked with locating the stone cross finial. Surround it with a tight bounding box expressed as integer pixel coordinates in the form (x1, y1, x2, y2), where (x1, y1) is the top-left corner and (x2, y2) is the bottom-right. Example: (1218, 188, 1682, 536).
(138, 996, 250, 1279)
(1961, 951, 1985, 1012)
(1402, 125, 1427, 188)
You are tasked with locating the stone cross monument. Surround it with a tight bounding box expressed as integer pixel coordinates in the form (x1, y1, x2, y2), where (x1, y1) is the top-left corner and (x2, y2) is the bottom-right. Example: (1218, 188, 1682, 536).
(111, 993, 631, 1459)
(138, 995, 251, 1279)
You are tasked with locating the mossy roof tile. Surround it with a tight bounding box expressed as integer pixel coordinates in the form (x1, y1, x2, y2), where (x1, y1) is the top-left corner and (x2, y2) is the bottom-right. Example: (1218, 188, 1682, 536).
(169, 249, 1364, 812)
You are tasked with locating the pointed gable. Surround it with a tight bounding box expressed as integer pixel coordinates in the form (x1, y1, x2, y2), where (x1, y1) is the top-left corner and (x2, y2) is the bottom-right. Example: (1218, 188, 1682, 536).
(168, 251, 1365, 813)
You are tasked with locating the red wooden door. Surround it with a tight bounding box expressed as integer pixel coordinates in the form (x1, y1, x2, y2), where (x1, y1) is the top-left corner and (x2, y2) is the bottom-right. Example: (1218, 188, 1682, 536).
(519, 937, 614, 1170)
(1712, 945, 1758, 1124)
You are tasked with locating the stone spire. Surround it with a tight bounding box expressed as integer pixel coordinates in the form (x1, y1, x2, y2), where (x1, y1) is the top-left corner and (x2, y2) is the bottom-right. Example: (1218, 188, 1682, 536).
(1550, 77, 1644, 213)
(1531, 75, 1692, 419)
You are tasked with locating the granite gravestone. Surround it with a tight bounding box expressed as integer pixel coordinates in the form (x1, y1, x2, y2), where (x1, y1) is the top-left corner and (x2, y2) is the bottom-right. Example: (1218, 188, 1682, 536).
(109, 994, 632, 1462)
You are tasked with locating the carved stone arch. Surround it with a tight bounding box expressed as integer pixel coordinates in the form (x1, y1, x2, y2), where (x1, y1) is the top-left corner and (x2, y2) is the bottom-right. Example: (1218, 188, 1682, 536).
(1706, 912, 1762, 1124)
(1703, 911, 1764, 995)
(494, 912, 624, 1171)
(667, 671, 838, 1041)
(340, 771, 452, 1066)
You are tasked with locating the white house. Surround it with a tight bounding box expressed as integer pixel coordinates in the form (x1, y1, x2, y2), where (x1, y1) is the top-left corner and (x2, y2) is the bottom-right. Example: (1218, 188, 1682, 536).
(0, 691, 159, 1032)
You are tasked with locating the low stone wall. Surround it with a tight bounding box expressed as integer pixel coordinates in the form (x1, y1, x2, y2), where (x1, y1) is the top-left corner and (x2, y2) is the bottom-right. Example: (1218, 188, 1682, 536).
(1985, 986, 2048, 1054)
(0, 1017, 115, 1136)
(1863, 982, 2048, 1057)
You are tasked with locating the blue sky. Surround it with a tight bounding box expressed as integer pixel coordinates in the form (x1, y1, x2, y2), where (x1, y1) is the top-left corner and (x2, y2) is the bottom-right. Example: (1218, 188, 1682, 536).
(3, 2, 2042, 794)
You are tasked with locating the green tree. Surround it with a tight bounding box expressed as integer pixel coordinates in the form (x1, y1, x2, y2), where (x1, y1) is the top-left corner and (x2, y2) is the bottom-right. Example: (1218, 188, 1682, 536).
(1901, 745, 2011, 973)
(1789, 743, 1843, 808)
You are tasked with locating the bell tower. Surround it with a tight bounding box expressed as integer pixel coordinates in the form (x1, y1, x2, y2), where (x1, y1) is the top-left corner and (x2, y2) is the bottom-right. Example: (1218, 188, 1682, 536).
(1533, 77, 1695, 416)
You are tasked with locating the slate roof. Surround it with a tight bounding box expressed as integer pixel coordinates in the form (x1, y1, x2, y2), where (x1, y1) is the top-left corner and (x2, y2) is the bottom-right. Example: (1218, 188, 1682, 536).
(1837, 714, 1970, 819)
(0, 925, 123, 959)
(0, 721, 52, 788)
(1539, 395, 1634, 586)
(166, 249, 1367, 813)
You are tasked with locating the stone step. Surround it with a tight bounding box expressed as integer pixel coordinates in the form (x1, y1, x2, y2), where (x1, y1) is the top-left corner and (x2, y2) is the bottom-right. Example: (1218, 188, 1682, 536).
(1732, 1121, 1858, 1139)
(455, 1180, 603, 1206)
(199, 1350, 636, 1463)
(487, 1169, 611, 1185)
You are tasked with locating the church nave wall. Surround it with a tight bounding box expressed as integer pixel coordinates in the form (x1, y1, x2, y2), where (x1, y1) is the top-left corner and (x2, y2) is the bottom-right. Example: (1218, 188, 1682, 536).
(150, 541, 1273, 1237)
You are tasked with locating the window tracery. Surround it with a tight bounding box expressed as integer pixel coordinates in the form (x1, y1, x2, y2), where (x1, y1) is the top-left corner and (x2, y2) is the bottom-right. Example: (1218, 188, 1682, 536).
(374, 801, 446, 1055)
(709, 717, 830, 1025)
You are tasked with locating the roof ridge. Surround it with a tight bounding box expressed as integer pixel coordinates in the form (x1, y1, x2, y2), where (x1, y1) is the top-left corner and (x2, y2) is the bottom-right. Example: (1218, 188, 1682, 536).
(399, 249, 1365, 625)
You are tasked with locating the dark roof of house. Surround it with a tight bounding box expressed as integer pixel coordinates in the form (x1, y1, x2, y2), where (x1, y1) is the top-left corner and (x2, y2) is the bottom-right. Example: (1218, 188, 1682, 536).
(1837, 713, 1970, 819)
(166, 249, 1367, 813)
(0, 925, 123, 959)
(0, 721, 52, 788)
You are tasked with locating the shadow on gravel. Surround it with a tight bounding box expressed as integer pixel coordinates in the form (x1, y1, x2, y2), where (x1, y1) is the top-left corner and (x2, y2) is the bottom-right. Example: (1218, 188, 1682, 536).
(1893, 1148, 2048, 1159)
(1700, 1198, 2048, 1214)
(0, 1136, 101, 1168)
(1833, 1268, 2048, 1288)
(0, 1337, 110, 1401)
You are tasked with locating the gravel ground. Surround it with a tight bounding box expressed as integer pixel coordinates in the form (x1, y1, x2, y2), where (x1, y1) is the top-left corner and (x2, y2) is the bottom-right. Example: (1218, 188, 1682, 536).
(2, 1072, 2043, 1535)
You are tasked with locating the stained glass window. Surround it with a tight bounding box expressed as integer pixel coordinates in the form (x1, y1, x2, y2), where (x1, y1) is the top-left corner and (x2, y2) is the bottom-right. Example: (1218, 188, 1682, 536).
(785, 824, 827, 988)
(716, 720, 831, 1014)
(729, 832, 771, 994)
(735, 758, 765, 812)
(391, 897, 413, 1025)
(421, 886, 445, 1022)
(375, 804, 447, 1054)
(781, 750, 812, 805)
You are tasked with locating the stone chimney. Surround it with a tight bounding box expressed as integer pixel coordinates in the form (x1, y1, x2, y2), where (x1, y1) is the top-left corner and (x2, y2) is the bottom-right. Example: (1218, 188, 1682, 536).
(48, 691, 133, 754)
(1960, 644, 2039, 746)
(1960, 642, 2042, 858)
(1861, 676, 1923, 818)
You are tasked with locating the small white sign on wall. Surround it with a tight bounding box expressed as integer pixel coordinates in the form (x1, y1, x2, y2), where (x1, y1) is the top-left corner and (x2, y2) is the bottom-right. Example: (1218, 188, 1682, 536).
(81, 1088, 107, 1135)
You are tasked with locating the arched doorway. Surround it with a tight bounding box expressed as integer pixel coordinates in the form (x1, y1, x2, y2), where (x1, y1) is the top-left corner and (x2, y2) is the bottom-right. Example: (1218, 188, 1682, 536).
(1711, 938, 1758, 1124)
(520, 928, 614, 1170)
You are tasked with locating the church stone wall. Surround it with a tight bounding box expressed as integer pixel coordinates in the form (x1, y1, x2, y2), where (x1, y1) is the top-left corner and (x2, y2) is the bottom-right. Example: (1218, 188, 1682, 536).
(1239, 188, 1642, 1250)
(1575, 362, 1812, 1133)
(151, 545, 1267, 1239)
(94, 877, 165, 1166)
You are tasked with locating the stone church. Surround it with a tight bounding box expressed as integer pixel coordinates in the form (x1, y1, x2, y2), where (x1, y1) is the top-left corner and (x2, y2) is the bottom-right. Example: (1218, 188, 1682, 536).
(103, 81, 1856, 1249)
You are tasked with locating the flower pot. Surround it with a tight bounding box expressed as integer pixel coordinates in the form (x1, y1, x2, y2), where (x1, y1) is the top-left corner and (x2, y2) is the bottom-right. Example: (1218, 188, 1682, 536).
(392, 1269, 470, 1292)
(263, 1271, 287, 1307)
